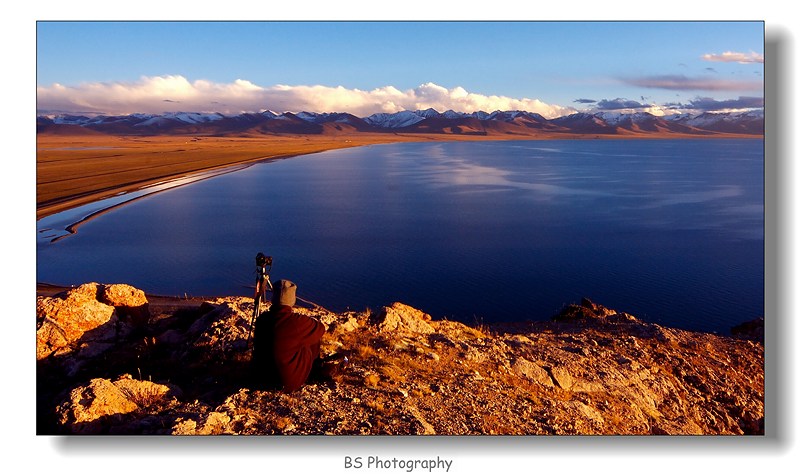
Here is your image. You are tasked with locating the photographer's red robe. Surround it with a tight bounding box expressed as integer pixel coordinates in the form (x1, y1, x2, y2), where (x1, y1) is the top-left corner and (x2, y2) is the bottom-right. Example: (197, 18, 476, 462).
(252, 305, 325, 392)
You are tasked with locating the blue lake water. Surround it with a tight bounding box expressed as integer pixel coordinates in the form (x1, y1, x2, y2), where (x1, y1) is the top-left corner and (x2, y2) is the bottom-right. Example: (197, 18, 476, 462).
(36, 139, 764, 333)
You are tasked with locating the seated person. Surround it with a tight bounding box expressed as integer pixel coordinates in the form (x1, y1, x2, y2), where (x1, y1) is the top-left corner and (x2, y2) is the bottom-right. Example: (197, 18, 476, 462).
(251, 279, 325, 392)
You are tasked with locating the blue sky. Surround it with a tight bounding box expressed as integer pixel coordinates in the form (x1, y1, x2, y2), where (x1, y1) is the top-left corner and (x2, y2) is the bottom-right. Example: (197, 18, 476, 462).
(36, 21, 764, 117)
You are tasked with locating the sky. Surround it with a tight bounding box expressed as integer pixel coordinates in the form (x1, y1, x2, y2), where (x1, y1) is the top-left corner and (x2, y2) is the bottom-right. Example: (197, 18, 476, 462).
(36, 21, 765, 118)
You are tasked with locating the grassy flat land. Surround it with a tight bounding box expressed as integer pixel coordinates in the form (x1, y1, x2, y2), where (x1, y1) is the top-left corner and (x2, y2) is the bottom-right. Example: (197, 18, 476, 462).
(36, 133, 421, 219)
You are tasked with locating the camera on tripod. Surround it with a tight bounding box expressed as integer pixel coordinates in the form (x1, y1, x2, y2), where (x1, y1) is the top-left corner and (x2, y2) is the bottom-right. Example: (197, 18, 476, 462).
(256, 252, 272, 268)
(248, 251, 275, 345)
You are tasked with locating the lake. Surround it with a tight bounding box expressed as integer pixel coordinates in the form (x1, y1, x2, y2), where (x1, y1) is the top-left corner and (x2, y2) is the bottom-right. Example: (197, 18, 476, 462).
(36, 139, 764, 333)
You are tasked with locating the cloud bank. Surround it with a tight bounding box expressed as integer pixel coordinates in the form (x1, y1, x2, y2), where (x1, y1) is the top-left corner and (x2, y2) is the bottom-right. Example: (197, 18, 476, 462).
(702, 51, 764, 64)
(595, 98, 650, 110)
(622, 74, 763, 92)
(37, 75, 577, 119)
(667, 96, 765, 112)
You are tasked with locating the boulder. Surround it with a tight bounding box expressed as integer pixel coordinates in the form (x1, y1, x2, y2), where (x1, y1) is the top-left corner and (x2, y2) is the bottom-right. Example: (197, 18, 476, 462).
(36, 283, 116, 359)
(550, 366, 574, 390)
(101, 283, 150, 326)
(190, 301, 251, 354)
(552, 298, 608, 322)
(55, 375, 180, 434)
(552, 297, 638, 324)
(371, 302, 435, 335)
(731, 317, 764, 343)
(511, 358, 554, 387)
(36, 283, 154, 360)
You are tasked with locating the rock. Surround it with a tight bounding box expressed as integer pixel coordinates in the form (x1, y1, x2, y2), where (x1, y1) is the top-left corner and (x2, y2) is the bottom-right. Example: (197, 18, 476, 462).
(56, 378, 139, 432)
(651, 417, 705, 435)
(505, 335, 534, 348)
(580, 297, 615, 317)
(571, 379, 605, 393)
(36, 284, 116, 359)
(36, 282, 155, 360)
(552, 297, 639, 324)
(609, 312, 639, 323)
(572, 401, 605, 426)
(731, 317, 764, 343)
(551, 297, 611, 322)
(333, 316, 360, 333)
(177, 411, 232, 435)
(56, 375, 180, 434)
(512, 358, 554, 387)
(371, 302, 435, 335)
(171, 418, 198, 435)
(101, 283, 150, 326)
(407, 405, 436, 435)
(189, 300, 253, 357)
(550, 366, 574, 390)
(313, 309, 342, 327)
(462, 346, 485, 363)
(36, 284, 765, 436)
(36, 314, 71, 359)
(652, 325, 680, 344)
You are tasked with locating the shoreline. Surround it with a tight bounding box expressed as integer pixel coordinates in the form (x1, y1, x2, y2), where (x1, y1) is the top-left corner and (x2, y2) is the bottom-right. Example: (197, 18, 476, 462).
(37, 144, 327, 220)
(36, 162, 263, 220)
(36, 132, 762, 221)
(39, 161, 268, 243)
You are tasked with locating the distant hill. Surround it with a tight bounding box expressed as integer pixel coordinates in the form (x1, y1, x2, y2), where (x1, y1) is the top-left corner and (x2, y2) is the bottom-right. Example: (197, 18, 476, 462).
(37, 109, 765, 137)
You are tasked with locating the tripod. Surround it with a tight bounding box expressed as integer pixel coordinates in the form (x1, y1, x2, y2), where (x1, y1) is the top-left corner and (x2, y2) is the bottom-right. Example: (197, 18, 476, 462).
(248, 253, 273, 345)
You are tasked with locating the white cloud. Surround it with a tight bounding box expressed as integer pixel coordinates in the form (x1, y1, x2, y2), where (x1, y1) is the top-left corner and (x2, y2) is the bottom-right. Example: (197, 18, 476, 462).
(701, 51, 764, 64)
(36, 75, 576, 119)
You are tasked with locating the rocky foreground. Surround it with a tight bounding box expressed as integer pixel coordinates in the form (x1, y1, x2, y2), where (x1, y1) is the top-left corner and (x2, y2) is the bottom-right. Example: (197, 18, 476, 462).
(36, 283, 764, 435)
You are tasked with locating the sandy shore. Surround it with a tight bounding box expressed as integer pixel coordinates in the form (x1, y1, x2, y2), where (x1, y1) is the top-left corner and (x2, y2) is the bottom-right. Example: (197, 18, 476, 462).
(36, 133, 412, 219)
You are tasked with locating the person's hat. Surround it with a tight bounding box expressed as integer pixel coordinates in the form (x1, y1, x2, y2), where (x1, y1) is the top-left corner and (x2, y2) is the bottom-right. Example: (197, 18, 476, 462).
(272, 279, 297, 307)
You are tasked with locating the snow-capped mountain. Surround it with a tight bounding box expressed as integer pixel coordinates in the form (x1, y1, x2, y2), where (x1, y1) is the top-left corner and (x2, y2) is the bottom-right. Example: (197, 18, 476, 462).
(550, 113, 618, 134)
(595, 111, 656, 126)
(663, 110, 764, 135)
(364, 110, 427, 128)
(294, 111, 366, 126)
(37, 109, 764, 137)
(134, 112, 225, 128)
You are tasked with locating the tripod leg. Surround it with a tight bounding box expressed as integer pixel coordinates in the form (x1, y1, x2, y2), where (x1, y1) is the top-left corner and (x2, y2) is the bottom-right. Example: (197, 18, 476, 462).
(248, 280, 262, 346)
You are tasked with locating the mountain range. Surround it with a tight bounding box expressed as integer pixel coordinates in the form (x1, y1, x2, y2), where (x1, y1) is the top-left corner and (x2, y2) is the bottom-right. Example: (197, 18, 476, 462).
(37, 109, 765, 137)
